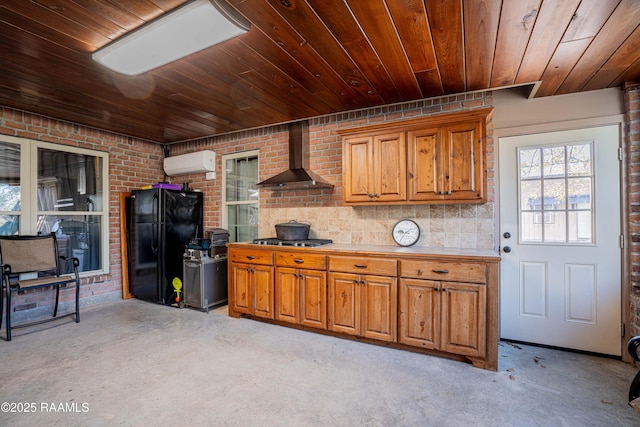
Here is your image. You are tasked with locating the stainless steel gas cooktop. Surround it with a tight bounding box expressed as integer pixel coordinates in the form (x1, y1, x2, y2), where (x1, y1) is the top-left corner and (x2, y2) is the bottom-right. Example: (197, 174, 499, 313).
(252, 238, 333, 247)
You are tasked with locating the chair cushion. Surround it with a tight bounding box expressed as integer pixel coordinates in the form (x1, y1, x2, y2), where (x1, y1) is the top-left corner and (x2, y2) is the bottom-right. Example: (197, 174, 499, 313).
(0, 236, 57, 273)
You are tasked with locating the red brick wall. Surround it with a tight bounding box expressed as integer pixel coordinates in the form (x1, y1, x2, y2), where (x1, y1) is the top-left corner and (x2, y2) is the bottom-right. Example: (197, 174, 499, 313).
(172, 92, 494, 220)
(0, 107, 165, 314)
(626, 83, 640, 335)
(1, 92, 493, 315)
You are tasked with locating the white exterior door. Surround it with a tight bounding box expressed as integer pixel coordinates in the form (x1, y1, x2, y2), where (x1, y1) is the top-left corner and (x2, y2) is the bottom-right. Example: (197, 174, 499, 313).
(499, 125, 622, 356)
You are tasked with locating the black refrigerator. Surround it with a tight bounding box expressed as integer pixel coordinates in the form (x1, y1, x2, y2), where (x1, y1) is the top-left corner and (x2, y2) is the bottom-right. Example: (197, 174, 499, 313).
(129, 188, 203, 304)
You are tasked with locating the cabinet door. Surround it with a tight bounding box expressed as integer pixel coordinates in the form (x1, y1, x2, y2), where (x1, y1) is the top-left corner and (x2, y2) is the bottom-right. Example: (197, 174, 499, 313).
(361, 275, 397, 342)
(373, 132, 406, 202)
(252, 264, 274, 319)
(442, 121, 484, 201)
(440, 281, 486, 357)
(407, 127, 442, 201)
(299, 269, 327, 329)
(343, 135, 374, 203)
(275, 267, 298, 324)
(230, 262, 251, 315)
(399, 278, 440, 349)
(328, 272, 359, 335)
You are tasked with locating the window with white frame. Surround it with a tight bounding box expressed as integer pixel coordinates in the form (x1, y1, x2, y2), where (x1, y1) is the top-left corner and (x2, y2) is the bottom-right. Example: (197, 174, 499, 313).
(518, 142, 593, 244)
(0, 136, 109, 275)
(222, 150, 258, 242)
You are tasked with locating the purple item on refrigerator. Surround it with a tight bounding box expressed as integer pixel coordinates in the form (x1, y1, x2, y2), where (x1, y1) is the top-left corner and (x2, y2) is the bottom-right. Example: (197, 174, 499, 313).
(152, 183, 182, 190)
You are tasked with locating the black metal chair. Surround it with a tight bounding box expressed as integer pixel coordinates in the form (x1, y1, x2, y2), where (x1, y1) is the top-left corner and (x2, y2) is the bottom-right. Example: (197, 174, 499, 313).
(0, 233, 80, 341)
(628, 336, 640, 412)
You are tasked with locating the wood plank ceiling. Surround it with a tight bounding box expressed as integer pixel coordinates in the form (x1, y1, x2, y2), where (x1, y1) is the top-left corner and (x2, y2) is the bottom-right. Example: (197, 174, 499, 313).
(0, 0, 638, 144)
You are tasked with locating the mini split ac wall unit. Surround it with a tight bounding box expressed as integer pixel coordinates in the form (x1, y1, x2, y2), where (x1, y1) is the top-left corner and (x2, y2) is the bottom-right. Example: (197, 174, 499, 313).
(163, 150, 215, 176)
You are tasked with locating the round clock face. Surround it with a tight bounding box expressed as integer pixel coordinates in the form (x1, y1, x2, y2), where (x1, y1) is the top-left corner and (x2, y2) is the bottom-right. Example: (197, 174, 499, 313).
(392, 219, 420, 246)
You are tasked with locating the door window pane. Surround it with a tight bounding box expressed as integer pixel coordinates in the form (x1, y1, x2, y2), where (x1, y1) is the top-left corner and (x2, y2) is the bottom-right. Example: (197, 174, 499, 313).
(521, 212, 542, 242)
(519, 149, 541, 179)
(543, 211, 566, 242)
(543, 179, 565, 208)
(518, 142, 594, 244)
(568, 178, 592, 209)
(568, 211, 592, 242)
(567, 144, 591, 176)
(542, 146, 565, 177)
(520, 180, 541, 211)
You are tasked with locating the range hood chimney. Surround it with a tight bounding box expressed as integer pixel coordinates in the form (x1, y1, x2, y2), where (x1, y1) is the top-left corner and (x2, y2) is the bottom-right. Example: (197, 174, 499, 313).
(256, 121, 334, 190)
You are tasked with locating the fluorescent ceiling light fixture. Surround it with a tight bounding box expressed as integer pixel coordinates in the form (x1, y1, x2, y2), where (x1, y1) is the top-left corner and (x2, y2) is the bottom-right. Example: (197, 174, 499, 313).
(92, 0, 250, 76)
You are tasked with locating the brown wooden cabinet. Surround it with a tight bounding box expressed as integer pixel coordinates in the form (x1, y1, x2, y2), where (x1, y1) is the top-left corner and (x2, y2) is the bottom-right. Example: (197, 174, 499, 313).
(275, 252, 327, 329)
(340, 108, 491, 205)
(407, 120, 483, 202)
(343, 132, 406, 203)
(328, 255, 397, 342)
(399, 260, 486, 357)
(228, 243, 499, 370)
(229, 248, 274, 319)
(440, 281, 486, 356)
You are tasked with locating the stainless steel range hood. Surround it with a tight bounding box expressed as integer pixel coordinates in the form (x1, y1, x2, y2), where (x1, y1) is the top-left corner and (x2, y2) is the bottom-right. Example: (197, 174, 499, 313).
(256, 121, 334, 190)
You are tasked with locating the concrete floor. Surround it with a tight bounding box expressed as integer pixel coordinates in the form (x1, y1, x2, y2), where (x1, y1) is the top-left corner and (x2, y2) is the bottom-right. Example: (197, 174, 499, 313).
(1, 299, 638, 427)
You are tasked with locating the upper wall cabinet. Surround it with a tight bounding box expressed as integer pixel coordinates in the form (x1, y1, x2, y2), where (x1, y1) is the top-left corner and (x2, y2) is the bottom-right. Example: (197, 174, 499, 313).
(408, 121, 483, 202)
(343, 132, 406, 203)
(339, 108, 492, 206)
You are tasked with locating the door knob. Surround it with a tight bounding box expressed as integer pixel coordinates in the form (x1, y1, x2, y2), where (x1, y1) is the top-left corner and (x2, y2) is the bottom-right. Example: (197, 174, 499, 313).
(503, 232, 511, 239)
(503, 246, 511, 253)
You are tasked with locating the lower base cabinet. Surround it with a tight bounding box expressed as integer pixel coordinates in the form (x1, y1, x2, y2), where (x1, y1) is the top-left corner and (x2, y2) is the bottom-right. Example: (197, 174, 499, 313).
(328, 272, 397, 342)
(399, 278, 486, 358)
(230, 262, 274, 319)
(228, 244, 499, 370)
(276, 267, 327, 329)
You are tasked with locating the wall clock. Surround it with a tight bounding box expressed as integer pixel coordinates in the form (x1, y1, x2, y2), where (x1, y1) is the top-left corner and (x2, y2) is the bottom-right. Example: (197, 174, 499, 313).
(392, 219, 420, 247)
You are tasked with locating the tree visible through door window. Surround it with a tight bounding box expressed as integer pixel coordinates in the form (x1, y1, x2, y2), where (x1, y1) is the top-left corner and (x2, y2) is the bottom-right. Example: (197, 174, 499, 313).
(222, 151, 258, 242)
(518, 142, 593, 244)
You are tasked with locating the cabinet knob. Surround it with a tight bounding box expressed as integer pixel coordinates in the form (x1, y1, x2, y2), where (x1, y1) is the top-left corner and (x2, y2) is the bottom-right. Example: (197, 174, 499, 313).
(246, 255, 255, 260)
(432, 269, 449, 274)
(294, 259, 304, 263)
(354, 264, 367, 269)
(441, 288, 447, 292)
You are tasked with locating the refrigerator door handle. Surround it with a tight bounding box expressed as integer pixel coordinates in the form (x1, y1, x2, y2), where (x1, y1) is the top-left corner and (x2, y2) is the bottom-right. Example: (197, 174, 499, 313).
(151, 192, 159, 254)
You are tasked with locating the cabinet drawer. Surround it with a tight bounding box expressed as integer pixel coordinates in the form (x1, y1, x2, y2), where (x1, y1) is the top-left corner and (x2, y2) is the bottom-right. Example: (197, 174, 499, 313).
(329, 255, 397, 276)
(230, 249, 273, 265)
(275, 252, 326, 269)
(400, 260, 485, 284)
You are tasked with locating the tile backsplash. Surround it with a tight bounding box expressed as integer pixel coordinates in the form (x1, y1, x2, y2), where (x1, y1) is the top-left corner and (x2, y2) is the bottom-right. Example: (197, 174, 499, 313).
(259, 204, 495, 250)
